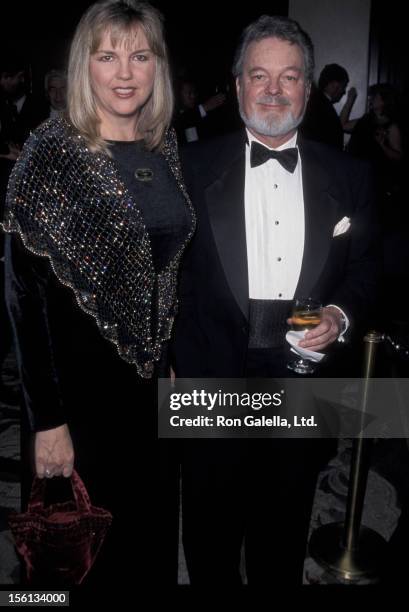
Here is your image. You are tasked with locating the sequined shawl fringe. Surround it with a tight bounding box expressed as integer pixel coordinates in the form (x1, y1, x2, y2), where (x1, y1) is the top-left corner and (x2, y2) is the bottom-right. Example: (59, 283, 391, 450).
(2, 118, 195, 378)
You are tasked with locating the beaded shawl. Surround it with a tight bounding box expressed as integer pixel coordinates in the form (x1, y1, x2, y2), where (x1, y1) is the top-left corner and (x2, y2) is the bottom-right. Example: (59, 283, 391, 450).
(2, 117, 196, 378)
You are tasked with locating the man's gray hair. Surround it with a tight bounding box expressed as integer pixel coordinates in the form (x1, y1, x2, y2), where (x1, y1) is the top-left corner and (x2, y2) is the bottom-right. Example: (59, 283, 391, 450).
(44, 69, 67, 92)
(232, 15, 314, 84)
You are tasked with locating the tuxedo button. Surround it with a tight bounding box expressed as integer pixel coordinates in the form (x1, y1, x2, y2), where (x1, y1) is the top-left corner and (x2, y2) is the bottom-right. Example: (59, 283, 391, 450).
(277, 257, 282, 262)
(273, 184, 278, 189)
(278, 293, 282, 297)
(275, 220, 279, 225)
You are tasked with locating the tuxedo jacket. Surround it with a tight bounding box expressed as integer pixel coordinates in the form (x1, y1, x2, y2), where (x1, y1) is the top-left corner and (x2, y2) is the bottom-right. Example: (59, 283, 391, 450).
(0, 94, 46, 148)
(172, 130, 380, 377)
(300, 86, 344, 151)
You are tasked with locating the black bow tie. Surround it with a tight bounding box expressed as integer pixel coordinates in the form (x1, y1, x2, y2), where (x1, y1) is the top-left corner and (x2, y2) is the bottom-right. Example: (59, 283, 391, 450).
(250, 141, 298, 173)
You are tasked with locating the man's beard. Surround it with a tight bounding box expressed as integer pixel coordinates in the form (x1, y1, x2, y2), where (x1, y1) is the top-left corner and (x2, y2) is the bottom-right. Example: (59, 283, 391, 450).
(239, 92, 305, 138)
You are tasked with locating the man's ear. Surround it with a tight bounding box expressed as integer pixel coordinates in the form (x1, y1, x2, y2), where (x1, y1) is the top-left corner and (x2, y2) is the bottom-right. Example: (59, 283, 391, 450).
(235, 76, 241, 100)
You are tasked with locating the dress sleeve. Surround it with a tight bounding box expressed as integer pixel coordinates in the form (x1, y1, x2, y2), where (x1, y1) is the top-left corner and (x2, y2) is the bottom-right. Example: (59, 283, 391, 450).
(4, 233, 67, 431)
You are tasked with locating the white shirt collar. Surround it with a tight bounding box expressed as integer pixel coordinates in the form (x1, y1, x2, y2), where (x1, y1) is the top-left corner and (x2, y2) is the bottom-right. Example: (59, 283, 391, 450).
(15, 95, 26, 114)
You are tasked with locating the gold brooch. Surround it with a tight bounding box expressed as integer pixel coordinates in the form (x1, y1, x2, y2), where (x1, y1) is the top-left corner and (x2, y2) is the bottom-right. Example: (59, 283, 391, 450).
(134, 168, 154, 182)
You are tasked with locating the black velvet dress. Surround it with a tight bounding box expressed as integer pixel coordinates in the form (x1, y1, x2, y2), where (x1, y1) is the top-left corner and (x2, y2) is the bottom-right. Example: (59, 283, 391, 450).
(4, 125, 195, 591)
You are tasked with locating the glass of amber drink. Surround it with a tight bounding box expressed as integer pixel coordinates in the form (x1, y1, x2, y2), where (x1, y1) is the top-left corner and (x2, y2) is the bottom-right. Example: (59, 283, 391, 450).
(287, 298, 322, 374)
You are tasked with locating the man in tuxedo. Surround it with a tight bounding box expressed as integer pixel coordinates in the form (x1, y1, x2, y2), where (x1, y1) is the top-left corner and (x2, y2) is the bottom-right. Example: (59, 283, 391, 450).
(174, 78, 227, 144)
(300, 63, 351, 150)
(0, 55, 45, 150)
(172, 15, 379, 586)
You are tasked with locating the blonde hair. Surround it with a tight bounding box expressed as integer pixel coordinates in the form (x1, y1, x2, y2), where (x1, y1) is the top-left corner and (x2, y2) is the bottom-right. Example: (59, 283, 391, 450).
(67, 0, 173, 154)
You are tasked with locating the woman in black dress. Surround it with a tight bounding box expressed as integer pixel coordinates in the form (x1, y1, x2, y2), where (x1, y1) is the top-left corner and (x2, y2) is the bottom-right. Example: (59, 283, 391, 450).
(2, 0, 195, 587)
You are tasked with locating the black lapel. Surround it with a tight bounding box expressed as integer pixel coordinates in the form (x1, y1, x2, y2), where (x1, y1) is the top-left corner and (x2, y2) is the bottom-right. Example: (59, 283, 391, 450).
(205, 132, 249, 320)
(295, 139, 340, 299)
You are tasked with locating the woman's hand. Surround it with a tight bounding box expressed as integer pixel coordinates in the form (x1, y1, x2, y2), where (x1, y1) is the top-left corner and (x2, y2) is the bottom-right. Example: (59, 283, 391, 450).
(34, 424, 74, 478)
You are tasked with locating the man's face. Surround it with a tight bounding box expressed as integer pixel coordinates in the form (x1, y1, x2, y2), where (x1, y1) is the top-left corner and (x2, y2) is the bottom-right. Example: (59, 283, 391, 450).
(330, 79, 348, 103)
(47, 77, 67, 111)
(0, 70, 25, 99)
(370, 92, 384, 114)
(180, 82, 197, 110)
(236, 37, 309, 141)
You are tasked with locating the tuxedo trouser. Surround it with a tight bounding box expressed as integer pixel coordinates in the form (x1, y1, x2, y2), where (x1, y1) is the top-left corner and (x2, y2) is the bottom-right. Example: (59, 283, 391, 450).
(181, 347, 335, 586)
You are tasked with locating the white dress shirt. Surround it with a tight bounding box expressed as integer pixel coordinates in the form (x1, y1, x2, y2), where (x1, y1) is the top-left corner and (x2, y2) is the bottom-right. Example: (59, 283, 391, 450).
(245, 130, 304, 301)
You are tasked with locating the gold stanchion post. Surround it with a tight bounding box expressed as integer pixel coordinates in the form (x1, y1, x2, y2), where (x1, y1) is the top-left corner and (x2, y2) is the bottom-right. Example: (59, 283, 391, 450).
(308, 331, 388, 582)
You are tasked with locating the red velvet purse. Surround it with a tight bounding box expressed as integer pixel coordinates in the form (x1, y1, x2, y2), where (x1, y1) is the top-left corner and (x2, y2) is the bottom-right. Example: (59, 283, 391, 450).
(9, 470, 112, 585)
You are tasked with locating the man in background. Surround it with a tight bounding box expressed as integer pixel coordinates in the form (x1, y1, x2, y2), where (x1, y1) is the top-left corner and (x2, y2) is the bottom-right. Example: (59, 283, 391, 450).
(301, 62, 356, 150)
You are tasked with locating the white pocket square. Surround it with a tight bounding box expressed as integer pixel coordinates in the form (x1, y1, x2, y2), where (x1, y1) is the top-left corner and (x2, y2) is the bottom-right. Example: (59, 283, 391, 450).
(333, 216, 351, 237)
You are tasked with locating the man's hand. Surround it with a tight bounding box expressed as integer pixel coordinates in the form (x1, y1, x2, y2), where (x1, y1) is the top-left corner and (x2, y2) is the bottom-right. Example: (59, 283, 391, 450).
(0, 142, 20, 161)
(35, 424, 74, 478)
(346, 87, 357, 104)
(202, 93, 226, 113)
(288, 306, 343, 352)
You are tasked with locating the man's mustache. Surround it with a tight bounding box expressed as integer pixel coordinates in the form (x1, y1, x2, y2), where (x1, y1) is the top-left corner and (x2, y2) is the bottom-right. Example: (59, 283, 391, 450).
(256, 95, 291, 106)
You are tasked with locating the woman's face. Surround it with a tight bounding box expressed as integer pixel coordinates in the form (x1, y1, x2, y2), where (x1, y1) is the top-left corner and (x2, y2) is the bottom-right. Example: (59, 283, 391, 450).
(89, 27, 156, 129)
